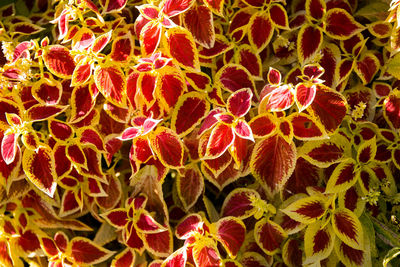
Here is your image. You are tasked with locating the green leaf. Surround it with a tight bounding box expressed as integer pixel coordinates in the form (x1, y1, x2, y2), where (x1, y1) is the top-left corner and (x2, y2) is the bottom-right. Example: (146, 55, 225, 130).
(384, 247, 400, 267)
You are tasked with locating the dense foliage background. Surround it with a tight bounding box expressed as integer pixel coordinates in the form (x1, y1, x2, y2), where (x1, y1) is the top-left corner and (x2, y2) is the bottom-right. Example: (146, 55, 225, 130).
(1, 0, 400, 266)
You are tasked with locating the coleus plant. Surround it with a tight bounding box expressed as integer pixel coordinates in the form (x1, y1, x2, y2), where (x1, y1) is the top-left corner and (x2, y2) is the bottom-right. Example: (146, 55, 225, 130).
(1, 0, 400, 266)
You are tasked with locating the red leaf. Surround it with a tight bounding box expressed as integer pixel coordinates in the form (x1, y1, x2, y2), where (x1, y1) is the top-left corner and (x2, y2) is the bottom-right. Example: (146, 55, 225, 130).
(161, 0, 194, 17)
(309, 85, 347, 133)
(205, 123, 234, 159)
(248, 12, 273, 51)
(91, 30, 112, 54)
(221, 188, 259, 219)
(136, 211, 166, 233)
(43, 45, 76, 78)
(249, 114, 277, 138)
(177, 165, 204, 210)
(250, 135, 296, 196)
(260, 84, 294, 112)
(69, 84, 98, 123)
(290, 113, 326, 140)
(215, 217, 246, 257)
(103, 0, 127, 12)
(165, 27, 199, 70)
(1, 133, 18, 165)
(112, 249, 135, 267)
(79, 128, 105, 151)
(193, 241, 221, 267)
(295, 83, 316, 112)
(23, 145, 57, 197)
(255, 219, 287, 255)
(325, 8, 364, 39)
(110, 35, 133, 62)
(297, 25, 323, 64)
(216, 64, 254, 93)
(198, 34, 234, 58)
(71, 62, 92, 87)
(235, 45, 262, 78)
(355, 53, 379, 85)
(176, 214, 203, 239)
(306, 0, 326, 20)
(27, 104, 67, 121)
(227, 88, 252, 118)
(183, 5, 215, 49)
(150, 127, 184, 168)
(102, 209, 128, 228)
(384, 91, 400, 129)
(203, 0, 224, 15)
(269, 4, 289, 29)
(69, 237, 115, 265)
(158, 68, 187, 109)
(143, 229, 173, 257)
(172, 92, 210, 137)
(140, 20, 162, 55)
(94, 65, 126, 107)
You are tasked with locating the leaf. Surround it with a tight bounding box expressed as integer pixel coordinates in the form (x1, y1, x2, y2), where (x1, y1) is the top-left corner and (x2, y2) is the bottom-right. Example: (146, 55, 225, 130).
(234, 45, 262, 79)
(101, 209, 128, 228)
(334, 238, 369, 267)
(161, 0, 194, 17)
(298, 133, 349, 167)
(1, 132, 18, 165)
(259, 84, 294, 112)
(355, 53, 380, 85)
(69, 84, 98, 123)
(304, 221, 335, 263)
(177, 165, 204, 210)
(254, 218, 287, 255)
(281, 196, 327, 224)
(22, 145, 57, 197)
(176, 213, 203, 239)
(357, 137, 377, 164)
(269, 4, 289, 29)
(102, 0, 127, 13)
(289, 113, 327, 140)
(192, 238, 221, 267)
(71, 62, 92, 87)
(183, 5, 215, 49)
(150, 127, 184, 168)
(94, 64, 127, 107)
(305, 0, 326, 20)
(227, 88, 253, 118)
(295, 83, 316, 112)
(250, 134, 296, 197)
(91, 30, 112, 54)
(198, 34, 234, 58)
(325, 8, 365, 39)
(161, 247, 187, 267)
(282, 239, 303, 267)
(140, 20, 162, 55)
(165, 26, 200, 71)
(110, 35, 133, 62)
(384, 90, 400, 129)
(68, 237, 115, 265)
(111, 249, 135, 267)
(221, 188, 259, 219)
(203, 0, 224, 16)
(325, 159, 357, 194)
(143, 229, 173, 257)
(248, 113, 277, 138)
(248, 11, 273, 51)
(332, 208, 364, 249)
(214, 217, 246, 258)
(383, 247, 400, 267)
(43, 45, 76, 78)
(205, 123, 235, 159)
(215, 64, 254, 93)
(26, 104, 67, 122)
(136, 211, 166, 233)
(297, 25, 323, 64)
(157, 67, 187, 110)
(309, 84, 347, 133)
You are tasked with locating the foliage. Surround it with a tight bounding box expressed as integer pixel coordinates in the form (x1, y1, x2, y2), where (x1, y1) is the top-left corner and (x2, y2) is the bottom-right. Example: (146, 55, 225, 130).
(0, 0, 400, 266)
